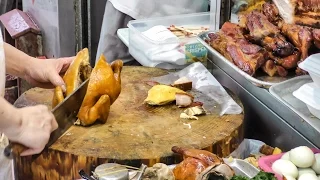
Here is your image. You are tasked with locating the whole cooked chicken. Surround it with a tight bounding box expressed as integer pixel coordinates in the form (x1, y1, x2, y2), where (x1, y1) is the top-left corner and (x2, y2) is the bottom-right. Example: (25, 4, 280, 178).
(52, 48, 92, 108)
(77, 55, 123, 126)
(172, 146, 234, 180)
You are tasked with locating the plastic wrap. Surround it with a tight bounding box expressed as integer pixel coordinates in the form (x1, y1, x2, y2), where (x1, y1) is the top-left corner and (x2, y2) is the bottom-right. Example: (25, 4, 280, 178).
(151, 62, 243, 116)
(229, 139, 265, 159)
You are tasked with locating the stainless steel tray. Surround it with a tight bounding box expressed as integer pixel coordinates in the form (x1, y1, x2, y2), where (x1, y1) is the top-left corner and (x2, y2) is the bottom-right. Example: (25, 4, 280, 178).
(197, 31, 295, 88)
(269, 75, 320, 132)
(168, 158, 260, 178)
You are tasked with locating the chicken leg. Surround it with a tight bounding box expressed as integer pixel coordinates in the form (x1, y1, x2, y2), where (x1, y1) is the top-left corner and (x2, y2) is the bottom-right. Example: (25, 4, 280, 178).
(77, 55, 123, 126)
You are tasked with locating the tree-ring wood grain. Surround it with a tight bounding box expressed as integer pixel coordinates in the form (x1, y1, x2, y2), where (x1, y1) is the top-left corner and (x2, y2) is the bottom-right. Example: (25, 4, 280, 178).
(13, 66, 244, 180)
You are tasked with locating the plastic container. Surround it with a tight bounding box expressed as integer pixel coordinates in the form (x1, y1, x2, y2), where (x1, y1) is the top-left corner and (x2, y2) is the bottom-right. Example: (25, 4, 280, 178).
(127, 12, 212, 69)
(293, 82, 320, 119)
(258, 148, 320, 180)
(298, 53, 320, 87)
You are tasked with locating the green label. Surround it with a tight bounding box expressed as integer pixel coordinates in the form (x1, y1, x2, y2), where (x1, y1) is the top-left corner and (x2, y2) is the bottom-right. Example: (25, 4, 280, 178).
(185, 43, 208, 63)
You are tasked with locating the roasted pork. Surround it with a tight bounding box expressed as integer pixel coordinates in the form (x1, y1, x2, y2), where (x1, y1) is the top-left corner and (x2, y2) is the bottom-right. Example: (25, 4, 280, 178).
(262, 2, 282, 25)
(172, 77, 192, 91)
(272, 0, 320, 28)
(313, 29, 320, 49)
(281, 23, 313, 60)
(241, 11, 295, 57)
(262, 60, 278, 77)
(209, 22, 267, 76)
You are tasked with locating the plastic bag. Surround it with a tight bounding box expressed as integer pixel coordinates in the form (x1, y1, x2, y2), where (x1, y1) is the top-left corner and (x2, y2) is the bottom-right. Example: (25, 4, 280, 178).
(151, 62, 243, 115)
(229, 139, 265, 159)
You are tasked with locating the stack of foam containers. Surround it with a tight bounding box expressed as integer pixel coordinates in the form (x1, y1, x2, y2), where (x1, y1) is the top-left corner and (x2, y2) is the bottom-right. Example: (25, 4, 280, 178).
(293, 53, 320, 119)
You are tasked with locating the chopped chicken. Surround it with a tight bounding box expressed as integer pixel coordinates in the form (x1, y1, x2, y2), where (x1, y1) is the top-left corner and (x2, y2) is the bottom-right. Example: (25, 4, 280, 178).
(144, 85, 186, 105)
(240, 11, 295, 57)
(180, 106, 206, 120)
(175, 92, 194, 108)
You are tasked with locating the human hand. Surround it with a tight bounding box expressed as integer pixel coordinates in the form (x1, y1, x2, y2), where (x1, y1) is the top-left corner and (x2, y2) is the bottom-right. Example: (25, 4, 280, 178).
(24, 57, 75, 89)
(4, 105, 58, 156)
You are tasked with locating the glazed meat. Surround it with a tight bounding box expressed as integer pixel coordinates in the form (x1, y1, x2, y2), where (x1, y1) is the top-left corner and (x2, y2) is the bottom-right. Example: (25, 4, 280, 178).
(52, 48, 92, 108)
(173, 157, 207, 180)
(172, 146, 222, 167)
(209, 22, 267, 75)
(77, 56, 123, 126)
(262, 60, 278, 77)
(281, 23, 313, 60)
(313, 29, 320, 49)
(273, 0, 320, 28)
(172, 146, 235, 180)
(262, 2, 282, 25)
(240, 11, 295, 57)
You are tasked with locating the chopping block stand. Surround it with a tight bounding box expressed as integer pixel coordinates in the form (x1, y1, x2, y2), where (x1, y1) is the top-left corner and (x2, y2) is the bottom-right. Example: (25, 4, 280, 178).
(13, 66, 244, 180)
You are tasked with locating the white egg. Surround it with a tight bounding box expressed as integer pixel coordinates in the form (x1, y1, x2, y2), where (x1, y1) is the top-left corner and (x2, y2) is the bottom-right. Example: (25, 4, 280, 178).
(312, 154, 320, 174)
(318, 175, 320, 180)
(298, 173, 318, 180)
(272, 159, 298, 178)
(282, 152, 290, 160)
(290, 146, 315, 168)
(298, 168, 316, 178)
(283, 175, 296, 180)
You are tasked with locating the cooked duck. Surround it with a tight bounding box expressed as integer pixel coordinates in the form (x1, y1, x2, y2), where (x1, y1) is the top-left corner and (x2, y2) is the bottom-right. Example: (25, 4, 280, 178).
(52, 48, 92, 108)
(77, 56, 123, 126)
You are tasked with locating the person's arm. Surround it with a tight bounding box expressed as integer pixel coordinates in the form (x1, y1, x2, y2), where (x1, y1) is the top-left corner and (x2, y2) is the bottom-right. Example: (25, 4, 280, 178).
(4, 42, 34, 78)
(0, 95, 58, 156)
(4, 42, 74, 89)
(0, 96, 20, 136)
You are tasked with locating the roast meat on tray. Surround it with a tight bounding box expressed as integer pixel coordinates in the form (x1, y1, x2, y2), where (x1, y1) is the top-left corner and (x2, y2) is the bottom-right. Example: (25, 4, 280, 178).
(207, 0, 320, 77)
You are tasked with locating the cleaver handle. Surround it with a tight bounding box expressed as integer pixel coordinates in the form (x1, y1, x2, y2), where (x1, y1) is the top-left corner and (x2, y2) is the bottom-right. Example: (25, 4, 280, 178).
(4, 142, 27, 159)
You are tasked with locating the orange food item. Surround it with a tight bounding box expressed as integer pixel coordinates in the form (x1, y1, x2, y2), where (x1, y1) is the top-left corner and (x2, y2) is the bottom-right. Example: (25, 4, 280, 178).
(77, 55, 123, 126)
(52, 48, 92, 108)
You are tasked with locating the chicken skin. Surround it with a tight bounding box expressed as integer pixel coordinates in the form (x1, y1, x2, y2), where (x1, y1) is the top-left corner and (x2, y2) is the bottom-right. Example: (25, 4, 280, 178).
(172, 146, 227, 180)
(77, 55, 123, 126)
(52, 48, 92, 108)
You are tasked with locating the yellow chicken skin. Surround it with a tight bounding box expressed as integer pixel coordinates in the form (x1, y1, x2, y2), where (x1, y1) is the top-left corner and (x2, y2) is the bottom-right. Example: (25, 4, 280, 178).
(52, 48, 92, 108)
(77, 55, 123, 126)
(144, 85, 186, 105)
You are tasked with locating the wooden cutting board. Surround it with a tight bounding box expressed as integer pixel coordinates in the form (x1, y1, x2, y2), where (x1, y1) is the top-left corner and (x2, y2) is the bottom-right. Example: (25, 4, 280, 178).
(13, 66, 244, 180)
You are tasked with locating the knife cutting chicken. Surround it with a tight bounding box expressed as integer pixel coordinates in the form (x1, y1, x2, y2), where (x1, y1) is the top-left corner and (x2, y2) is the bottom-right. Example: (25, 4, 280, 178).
(207, 0, 320, 77)
(52, 48, 123, 126)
